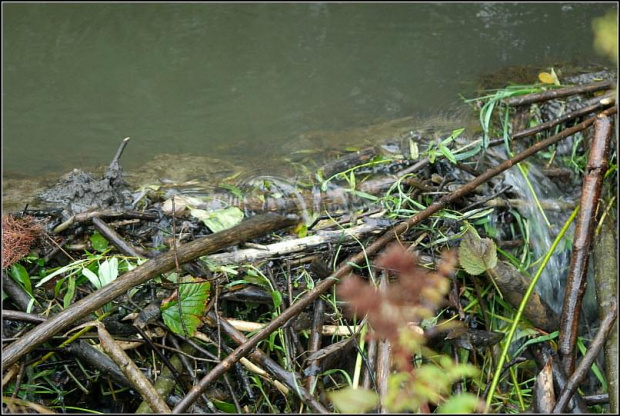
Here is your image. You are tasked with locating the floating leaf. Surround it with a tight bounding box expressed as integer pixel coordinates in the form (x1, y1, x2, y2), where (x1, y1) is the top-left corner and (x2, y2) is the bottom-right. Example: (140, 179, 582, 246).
(328, 387, 378, 413)
(89, 232, 109, 252)
(191, 207, 244, 233)
(161, 276, 210, 337)
(458, 226, 497, 275)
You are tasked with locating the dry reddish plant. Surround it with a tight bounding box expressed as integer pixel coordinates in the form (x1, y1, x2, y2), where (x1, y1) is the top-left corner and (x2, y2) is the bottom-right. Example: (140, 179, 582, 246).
(2, 214, 43, 269)
(337, 244, 456, 371)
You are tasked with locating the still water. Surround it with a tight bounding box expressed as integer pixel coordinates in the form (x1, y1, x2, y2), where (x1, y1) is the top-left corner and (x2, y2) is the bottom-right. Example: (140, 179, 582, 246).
(2, 2, 616, 178)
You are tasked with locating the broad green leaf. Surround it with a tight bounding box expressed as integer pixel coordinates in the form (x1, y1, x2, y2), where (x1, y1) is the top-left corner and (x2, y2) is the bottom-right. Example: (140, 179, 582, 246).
(82, 268, 101, 289)
(89, 232, 109, 252)
(437, 393, 482, 413)
(328, 387, 378, 413)
(98, 258, 119, 287)
(10, 263, 32, 296)
(161, 277, 210, 337)
(191, 207, 244, 233)
(458, 227, 497, 275)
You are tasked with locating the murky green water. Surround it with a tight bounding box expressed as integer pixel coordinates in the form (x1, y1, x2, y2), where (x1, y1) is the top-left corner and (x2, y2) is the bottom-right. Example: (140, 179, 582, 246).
(3, 2, 616, 178)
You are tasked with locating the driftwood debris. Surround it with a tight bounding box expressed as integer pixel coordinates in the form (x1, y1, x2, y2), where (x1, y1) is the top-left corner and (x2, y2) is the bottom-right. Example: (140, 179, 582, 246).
(2, 213, 299, 368)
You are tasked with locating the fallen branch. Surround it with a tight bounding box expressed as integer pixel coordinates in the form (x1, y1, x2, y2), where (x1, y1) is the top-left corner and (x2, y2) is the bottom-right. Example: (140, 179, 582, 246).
(504, 80, 614, 107)
(2, 213, 299, 368)
(559, 114, 614, 375)
(170, 105, 618, 414)
(206, 221, 381, 265)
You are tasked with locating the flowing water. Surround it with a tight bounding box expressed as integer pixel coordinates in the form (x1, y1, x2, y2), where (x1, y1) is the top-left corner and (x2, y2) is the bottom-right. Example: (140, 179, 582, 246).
(501, 163, 575, 314)
(2, 2, 616, 179)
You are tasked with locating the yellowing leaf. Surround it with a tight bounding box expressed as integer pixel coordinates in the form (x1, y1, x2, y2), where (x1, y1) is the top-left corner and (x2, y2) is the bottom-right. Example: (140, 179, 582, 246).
(161, 276, 210, 337)
(538, 72, 555, 84)
(328, 387, 378, 413)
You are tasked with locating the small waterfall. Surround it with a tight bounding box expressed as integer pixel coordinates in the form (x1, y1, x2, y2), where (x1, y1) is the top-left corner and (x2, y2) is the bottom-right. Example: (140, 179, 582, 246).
(501, 162, 573, 314)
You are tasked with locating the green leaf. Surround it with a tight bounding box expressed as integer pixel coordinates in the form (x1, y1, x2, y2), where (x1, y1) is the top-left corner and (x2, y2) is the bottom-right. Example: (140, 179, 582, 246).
(161, 276, 211, 337)
(212, 399, 237, 413)
(437, 393, 482, 413)
(63, 276, 76, 309)
(439, 144, 457, 164)
(36, 259, 88, 287)
(458, 226, 497, 275)
(10, 263, 32, 296)
(271, 290, 283, 309)
(191, 207, 244, 233)
(328, 387, 378, 413)
(98, 258, 119, 287)
(82, 268, 101, 289)
(89, 232, 109, 252)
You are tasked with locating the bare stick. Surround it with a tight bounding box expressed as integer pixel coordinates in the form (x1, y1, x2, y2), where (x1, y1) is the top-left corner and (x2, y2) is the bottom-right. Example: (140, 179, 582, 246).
(92, 217, 144, 258)
(171, 105, 618, 414)
(2, 213, 299, 368)
(554, 300, 618, 413)
(559, 114, 614, 375)
(110, 137, 131, 168)
(504, 80, 614, 107)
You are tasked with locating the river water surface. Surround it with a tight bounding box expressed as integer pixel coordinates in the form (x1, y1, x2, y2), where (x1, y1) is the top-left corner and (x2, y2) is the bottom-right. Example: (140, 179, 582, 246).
(3, 2, 616, 179)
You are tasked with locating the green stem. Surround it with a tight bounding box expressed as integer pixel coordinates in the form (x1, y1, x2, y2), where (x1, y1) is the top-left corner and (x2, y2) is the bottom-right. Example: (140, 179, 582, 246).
(485, 205, 579, 410)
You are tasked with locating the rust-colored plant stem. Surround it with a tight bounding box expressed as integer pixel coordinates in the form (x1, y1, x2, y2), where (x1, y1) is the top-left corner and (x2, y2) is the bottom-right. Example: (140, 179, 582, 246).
(559, 114, 614, 375)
